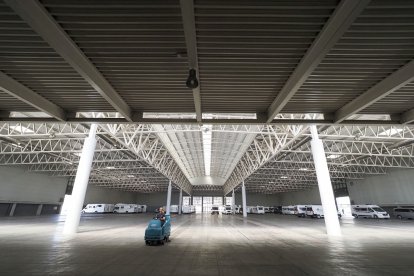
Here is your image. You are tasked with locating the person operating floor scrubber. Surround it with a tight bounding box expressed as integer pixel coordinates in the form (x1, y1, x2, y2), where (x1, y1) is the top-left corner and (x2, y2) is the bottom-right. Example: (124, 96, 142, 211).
(155, 207, 166, 226)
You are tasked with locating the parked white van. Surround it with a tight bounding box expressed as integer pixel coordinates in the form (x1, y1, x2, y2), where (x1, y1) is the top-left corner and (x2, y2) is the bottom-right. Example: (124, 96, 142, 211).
(182, 205, 195, 214)
(222, 205, 232, 215)
(138, 205, 147, 213)
(294, 205, 308, 218)
(82, 204, 114, 213)
(113, 203, 138, 213)
(251, 206, 265, 214)
(282, 206, 295, 215)
(306, 205, 324, 218)
(170, 205, 179, 213)
(352, 205, 390, 219)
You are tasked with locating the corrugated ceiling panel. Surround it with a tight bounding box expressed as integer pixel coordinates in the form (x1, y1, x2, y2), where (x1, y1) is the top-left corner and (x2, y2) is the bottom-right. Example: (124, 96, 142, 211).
(0, 1, 115, 112)
(196, 0, 339, 113)
(286, 0, 414, 114)
(42, 0, 195, 113)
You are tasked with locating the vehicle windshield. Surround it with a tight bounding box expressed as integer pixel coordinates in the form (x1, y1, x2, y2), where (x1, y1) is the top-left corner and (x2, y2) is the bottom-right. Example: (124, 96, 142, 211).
(372, 207, 385, 212)
(212, 207, 218, 210)
(226, 207, 231, 210)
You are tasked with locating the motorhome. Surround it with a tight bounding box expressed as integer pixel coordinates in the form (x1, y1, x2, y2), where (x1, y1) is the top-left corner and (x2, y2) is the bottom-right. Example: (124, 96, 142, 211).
(352, 205, 390, 219)
(251, 206, 265, 214)
(113, 203, 138, 213)
(82, 204, 114, 213)
(182, 205, 195, 214)
(138, 205, 147, 213)
(294, 205, 309, 218)
(211, 205, 220, 215)
(222, 205, 232, 215)
(306, 205, 324, 218)
(281, 206, 295, 215)
(246, 206, 254, 214)
(170, 205, 179, 214)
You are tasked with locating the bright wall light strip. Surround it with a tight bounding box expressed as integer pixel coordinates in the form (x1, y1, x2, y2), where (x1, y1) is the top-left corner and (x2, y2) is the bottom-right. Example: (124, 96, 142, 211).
(202, 125, 212, 176)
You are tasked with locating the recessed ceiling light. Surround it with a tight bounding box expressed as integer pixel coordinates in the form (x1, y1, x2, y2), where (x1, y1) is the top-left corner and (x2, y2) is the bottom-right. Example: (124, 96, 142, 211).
(280, 176, 288, 179)
(127, 175, 135, 178)
(327, 154, 341, 159)
(106, 166, 115, 169)
(299, 168, 308, 171)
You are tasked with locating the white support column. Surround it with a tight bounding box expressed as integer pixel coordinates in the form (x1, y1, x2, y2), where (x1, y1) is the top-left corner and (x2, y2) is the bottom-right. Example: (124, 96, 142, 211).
(310, 125, 341, 236)
(242, 181, 247, 218)
(178, 188, 183, 215)
(9, 203, 17, 217)
(63, 124, 97, 235)
(166, 180, 172, 215)
(232, 189, 235, 214)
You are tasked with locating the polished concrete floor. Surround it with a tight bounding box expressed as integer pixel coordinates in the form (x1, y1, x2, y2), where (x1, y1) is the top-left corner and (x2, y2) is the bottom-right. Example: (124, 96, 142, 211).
(1, 213, 414, 276)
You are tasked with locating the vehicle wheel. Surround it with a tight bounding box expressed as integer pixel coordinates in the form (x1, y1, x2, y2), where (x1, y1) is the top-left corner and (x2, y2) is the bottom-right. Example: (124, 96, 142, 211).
(397, 215, 402, 220)
(316, 215, 321, 219)
(373, 215, 378, 219)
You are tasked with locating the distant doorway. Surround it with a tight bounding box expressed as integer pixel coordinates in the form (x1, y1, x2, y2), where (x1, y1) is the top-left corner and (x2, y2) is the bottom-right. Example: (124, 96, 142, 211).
(336, 196, 353, 218)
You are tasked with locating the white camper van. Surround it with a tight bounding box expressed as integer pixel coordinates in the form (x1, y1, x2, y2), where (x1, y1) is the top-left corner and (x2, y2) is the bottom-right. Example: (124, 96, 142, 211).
(251, 206, 265, 214)
(182, 205, 195, 214)
(294, 205, 308, 218)
(306, 205, 324, 218)
(222, 205, 232, 215)
(138, 205, 147, 213)
(170, 205, 179, 214)
(113, 203, 138, 213)
(282, 206, 295, 215)
(352, 205, 390, 219)
(82, 204, 114, 213)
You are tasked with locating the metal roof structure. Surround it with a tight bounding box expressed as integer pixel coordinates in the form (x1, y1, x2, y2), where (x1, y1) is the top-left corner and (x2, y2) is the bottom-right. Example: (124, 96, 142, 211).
(1, 0, 414, 194)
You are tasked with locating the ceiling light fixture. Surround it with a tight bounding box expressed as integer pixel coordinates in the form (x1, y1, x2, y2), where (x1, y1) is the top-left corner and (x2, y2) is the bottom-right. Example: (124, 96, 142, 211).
(202, 124, 212, 176)
(186, 69, 199, 89)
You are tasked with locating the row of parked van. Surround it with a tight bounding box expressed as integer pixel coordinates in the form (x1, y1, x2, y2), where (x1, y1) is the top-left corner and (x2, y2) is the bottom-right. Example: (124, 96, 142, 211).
(82, 203, 147, 214)
(170, 205, 196, 214)
(282, 205, 328, 218)
(281, 204, 391, 219)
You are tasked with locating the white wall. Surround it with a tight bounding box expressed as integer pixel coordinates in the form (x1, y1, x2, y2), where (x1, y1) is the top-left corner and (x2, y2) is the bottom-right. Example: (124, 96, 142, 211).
(278, 187, 321, 205)
(0, 166, 67, 204)
(235, 192, 281, 206)
(84, 185, 137, 204)
(348, 168, 414, 206)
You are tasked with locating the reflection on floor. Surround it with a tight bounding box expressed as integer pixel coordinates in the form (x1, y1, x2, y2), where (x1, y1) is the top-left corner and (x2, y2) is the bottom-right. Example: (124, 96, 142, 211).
(0, 213, 414, 275)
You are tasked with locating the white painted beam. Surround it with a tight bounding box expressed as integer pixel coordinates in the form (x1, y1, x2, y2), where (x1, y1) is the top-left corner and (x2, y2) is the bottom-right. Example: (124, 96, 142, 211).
(5, 0, 132, 121)
(0, 71, 66, 121)
(401, 108, 414, 124)
(335, 60, 414, 123)
(180, 0, 202, 122)
(266, 0, 370, 122)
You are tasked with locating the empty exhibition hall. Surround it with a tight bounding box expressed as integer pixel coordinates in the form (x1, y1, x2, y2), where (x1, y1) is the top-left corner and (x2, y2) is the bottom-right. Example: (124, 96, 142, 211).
(1, 0, 414, 275)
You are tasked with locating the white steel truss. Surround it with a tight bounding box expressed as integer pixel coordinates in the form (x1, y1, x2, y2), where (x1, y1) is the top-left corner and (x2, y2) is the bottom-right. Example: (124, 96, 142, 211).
(1, 119, 414, 195)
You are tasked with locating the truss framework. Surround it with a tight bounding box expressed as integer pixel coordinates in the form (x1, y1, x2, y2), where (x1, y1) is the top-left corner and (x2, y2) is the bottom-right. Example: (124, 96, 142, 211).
(1, 120, 414, 194)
